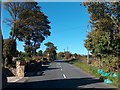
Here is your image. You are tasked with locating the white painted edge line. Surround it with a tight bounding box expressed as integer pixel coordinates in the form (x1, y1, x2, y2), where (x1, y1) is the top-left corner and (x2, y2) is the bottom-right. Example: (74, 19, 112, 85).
(63, 74, 66, 78)
(61, 69, 63, 71)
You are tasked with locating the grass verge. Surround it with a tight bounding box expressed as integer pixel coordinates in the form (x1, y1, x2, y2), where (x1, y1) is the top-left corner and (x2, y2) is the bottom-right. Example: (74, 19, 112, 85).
(68, 59, 119, 88)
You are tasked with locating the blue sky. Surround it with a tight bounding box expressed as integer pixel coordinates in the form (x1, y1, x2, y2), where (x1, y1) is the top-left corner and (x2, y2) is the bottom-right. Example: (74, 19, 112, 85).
(2, 2, 90, 55)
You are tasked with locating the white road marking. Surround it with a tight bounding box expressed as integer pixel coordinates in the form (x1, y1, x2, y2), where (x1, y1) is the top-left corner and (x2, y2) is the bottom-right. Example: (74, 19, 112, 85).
(61, 69, 62, 71)
(63, 74, 66, 78)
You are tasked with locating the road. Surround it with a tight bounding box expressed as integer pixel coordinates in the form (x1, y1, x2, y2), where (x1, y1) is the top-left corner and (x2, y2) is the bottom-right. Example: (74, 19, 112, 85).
(5, 60, 117, 89)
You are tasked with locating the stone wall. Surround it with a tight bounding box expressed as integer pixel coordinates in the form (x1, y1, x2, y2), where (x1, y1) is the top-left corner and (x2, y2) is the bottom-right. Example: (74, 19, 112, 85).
(16, 61, 25, 77)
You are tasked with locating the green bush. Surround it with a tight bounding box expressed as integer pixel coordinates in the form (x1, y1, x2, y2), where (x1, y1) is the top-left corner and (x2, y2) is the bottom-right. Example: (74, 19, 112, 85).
(25, 57, 32, 62)
(15, 57, 24, 61)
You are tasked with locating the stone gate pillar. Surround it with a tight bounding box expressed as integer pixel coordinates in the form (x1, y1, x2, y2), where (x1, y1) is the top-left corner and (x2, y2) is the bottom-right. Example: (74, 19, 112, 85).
(16, 61, 25, 77)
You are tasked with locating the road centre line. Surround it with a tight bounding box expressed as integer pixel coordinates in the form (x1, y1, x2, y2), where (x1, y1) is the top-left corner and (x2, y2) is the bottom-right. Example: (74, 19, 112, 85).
(63, 74, 66, 78)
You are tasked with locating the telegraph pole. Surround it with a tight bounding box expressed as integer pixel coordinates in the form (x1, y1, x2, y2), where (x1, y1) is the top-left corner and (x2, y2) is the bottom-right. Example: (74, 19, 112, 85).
(67, 47, 68, 52)
(86, 25, 90, 64)
(64, 49, 65, 52)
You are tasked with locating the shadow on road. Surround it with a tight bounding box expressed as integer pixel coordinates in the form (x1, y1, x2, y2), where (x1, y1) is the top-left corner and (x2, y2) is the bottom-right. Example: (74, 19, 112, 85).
(25, 65, 49, 77)
(54, 60, 66, 63)
(4, 77, 116, 90)
(25, 63, 60, 77)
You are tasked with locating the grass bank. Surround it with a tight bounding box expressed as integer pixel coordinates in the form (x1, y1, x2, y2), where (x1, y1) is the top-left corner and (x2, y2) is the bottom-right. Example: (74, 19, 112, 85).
(68, 59, 119, 88)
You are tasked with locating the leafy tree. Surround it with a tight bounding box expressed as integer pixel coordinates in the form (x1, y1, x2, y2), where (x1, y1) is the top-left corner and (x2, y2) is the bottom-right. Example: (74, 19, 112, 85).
(73, 53, 78, 59)
(83, 2, 120, 69)
(4, 2, 38, 39)
(14, 6, 51, 56)
(44, 42, 57, 60)
(18, 51, 26, 57)
(64, 51, 72, 60)
(44, 42, 56, 48)
(37, 50, 43, 56)
(57, 52, 65, 60)
(3, 2, 39, 60)
(4, 2, 51, 57)
(24, 45, 32, 57)
(3, 39, 17, 66)
(83, 2, 120, 55)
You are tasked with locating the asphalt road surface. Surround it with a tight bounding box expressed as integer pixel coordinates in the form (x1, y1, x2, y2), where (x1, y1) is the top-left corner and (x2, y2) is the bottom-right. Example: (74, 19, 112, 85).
(5, 60, 118, 89)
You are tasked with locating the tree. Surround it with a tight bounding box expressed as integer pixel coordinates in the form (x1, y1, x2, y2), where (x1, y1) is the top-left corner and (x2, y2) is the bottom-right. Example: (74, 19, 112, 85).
(3, 39, 17, 66)
(83, 2, 120, 69)
(44, 42, 55, 48)
(37, 50, 43, 56)
(14, 6, 51, 56)
(3, 2, 38, 60)
(64, 51, 72, 60)
(4, 2, 38, 39)
(4, 2, 51, 57)
(73, 53, 78, 59)
(44, 42, 57, 60)
(57, 52, 65, 60)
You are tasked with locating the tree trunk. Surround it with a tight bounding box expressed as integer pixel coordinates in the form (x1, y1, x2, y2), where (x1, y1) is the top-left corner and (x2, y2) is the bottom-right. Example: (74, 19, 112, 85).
(33, 41, 37, 56)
